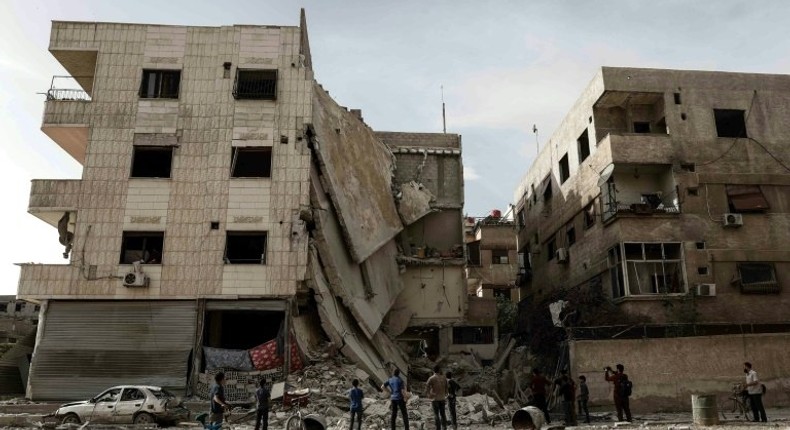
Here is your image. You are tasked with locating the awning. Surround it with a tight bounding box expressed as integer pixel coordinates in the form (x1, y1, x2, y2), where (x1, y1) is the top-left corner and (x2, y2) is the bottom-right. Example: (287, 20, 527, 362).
(726, 185, 769, 212)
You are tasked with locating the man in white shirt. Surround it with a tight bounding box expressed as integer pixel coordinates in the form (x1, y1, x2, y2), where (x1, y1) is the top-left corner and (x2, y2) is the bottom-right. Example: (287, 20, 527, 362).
(743, 362, 767, 422)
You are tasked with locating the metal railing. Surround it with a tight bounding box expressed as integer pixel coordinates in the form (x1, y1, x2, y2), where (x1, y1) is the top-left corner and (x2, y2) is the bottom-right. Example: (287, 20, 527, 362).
(45, 75, 91, 101)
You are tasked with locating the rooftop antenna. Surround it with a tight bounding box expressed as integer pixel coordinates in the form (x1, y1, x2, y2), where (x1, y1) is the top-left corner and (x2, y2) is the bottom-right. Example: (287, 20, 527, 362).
(441, 85, 447, 134)
(532, 124, 539, 155)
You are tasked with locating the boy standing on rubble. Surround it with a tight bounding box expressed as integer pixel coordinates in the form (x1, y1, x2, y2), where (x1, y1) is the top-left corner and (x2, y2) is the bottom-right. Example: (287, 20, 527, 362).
(254, 378, 270, 430)
(446, 371, 461, 430)
(382, 368, 409, 430)
(426, 365, 449, 430)
(578, 375, 590, 424)
(348, 379, 364, 430)
(209, 372, 231, 425)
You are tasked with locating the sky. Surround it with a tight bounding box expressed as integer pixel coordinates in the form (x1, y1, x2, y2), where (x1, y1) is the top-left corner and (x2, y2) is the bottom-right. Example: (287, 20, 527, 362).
(1, 0, 789, 294)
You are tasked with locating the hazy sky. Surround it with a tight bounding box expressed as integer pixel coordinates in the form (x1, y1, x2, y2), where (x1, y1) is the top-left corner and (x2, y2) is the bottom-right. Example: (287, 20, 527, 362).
(1, 0, 789, 294)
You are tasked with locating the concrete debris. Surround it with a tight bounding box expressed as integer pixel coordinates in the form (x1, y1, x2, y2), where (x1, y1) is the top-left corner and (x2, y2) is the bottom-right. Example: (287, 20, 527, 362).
(396, 181, 435, 226)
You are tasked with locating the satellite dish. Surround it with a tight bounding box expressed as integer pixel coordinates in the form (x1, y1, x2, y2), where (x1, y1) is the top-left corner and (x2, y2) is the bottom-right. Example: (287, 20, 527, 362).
(597, 164, 615, 187)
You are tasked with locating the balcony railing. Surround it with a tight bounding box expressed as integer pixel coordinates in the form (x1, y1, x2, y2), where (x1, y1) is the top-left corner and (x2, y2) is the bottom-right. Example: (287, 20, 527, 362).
(45, 76, 92, 101)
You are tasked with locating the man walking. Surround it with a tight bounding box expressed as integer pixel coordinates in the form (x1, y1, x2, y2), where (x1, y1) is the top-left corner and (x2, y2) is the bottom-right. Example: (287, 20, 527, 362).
(348, 379, 364, 430)
(382, 368, 409, 430)
(446, 371, 461, 430)
(529, 368, 551, 424)
(254, 378, 270, 430)
(744, 362, 767, 422)
(604, 364, 632, 422)
(209, 372, 231, 425)
(578, 375, 590, 424)
(425, 365, 448, 430)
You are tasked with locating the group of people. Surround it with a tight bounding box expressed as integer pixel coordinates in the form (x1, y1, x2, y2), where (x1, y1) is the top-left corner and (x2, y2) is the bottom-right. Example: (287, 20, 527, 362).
(205, 361, 769, 430)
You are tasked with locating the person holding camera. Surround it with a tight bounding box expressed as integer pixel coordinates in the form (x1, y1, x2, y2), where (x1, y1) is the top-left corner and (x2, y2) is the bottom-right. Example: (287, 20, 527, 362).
(604, 364, 632, 422)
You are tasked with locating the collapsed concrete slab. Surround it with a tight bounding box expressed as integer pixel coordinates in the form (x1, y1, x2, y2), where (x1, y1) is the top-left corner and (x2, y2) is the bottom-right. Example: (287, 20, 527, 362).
(309, 84, 403, 263)
(397, 181, 435, 225)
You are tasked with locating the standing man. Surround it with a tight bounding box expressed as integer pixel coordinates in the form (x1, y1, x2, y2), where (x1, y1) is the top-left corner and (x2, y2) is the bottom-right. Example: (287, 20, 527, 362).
(554, 372, 576, 426)
(604, 364, 632, 422)
(425, 365, 448, 430)
(577, 375, 590, 424)
(744, 362, 767, 422)
(209, 372, 231, 425)
(529, 368, 551, 424)
(254, 378, 270, 430)
(382, 368, 409, 430)
(446, 371, 461, 430)
(348, 379, 364, 430)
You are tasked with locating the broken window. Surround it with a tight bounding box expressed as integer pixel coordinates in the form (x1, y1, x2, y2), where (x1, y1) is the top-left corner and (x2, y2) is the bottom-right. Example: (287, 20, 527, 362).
(120, 232, 164, 264)
(566, 225, 576, 247)
(225, 231, 267, 264)
(726, 184, 769, 213)
(583, 201, 596, 228)
(491, 249, 509, 265)
(203, 309, 283, 349)
(633, 122, 651, 133)
(467, 241, 481, 267)
(559, 154, 570, 184)
(541, 175, 553, 202)
(231, 147, 272, 178)
(714, 109, 747, 138)
(517, 208, 526, 229)
(131, 146, 173, 178)
(546, 235, 556, 262)
(577, 129, 590, 163)
(623, 242, 685, 295)
(452, 326, 494, 344)
(139, 70, 181, 99)
(234, 69, 277, 100)
(737, 263, 779, 294)
(608, 246, 625, 299)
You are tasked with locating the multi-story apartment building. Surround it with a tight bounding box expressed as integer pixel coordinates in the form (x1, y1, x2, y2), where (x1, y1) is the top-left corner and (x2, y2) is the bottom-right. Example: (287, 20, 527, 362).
(466, 211, 519, 301)
(513, 67, 790, 409)
(18, 13, 469, 400)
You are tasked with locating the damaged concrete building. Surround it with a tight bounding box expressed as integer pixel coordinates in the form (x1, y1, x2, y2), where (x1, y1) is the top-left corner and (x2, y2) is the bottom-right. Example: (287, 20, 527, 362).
(17, 11, 470, 400)
(466, 211, 520, 301)
(513, 67, 790, 410)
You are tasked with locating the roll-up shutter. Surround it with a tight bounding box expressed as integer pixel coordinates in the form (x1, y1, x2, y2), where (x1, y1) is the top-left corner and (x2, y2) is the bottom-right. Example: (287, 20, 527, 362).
(29, 300, 196, 400)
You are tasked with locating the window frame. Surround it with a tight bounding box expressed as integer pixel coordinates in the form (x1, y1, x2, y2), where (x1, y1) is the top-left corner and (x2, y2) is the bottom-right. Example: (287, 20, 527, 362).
(726, 184, 769, 213)
(224, 231, 268, 265)
(616, 242, 687, 297)
(120, 231, 165, 265)
(546, 235, 557, 262)
(577, 129, 591, 163)
(139, 69, 181, 99)
(230, 147, 273, 178)
(559, 154, 570, 184)
(130, 146, 174, 179)
(491, 249, 509, 265)
(233, 69, 278, 100)
(736, 262, 779, 294)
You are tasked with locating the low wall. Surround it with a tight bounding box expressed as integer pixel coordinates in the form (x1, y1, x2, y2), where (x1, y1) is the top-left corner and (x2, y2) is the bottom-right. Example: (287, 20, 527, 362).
(569, 333, 790, 412)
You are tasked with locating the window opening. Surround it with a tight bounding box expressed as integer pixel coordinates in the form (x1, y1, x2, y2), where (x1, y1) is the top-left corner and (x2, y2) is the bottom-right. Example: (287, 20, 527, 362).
(493, 289, 510, 301)
(737, 263, 779, 294)
(608, 246, 625, 299)
(566, 225, 576, 246)
(234, 69, 277, 100)
(225, 231, 267, 264)
(559, 154, 570, 184)
(491, 249, 509, 265)
(452, 326, 494, 344)
(542, 175, 553, 202)
(15, 303, 23, 312)
(695, 241, 706, 250)
(139, 70, 180, 99)
(120, 232, 164, 264)
(131, 146, 173, 178)
(517, 208, 526, 229)
(714, 109, 747, 138)
(467, 241, 481, 267)
(633, 122, 651, 133)
(577, 129, 591, 163)
(546, 235, 557, 262)
(231, 147, 272, 178)
(622, 242, 685, 296)
(203, 309, 283, 350)
(726, 184, 769, 213)
(583, 201, 596, 228)
(121, 388, 145, 402)
(697, 266, 709, 275)
(674, 93, 682, 105)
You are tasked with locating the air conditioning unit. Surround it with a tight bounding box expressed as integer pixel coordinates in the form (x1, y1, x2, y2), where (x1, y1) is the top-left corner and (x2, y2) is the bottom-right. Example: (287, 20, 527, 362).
(123, 261, 150, 288)
(695, 283, 716, 297)
(555, 248, 569, 263)
(723, 213, 743, 227)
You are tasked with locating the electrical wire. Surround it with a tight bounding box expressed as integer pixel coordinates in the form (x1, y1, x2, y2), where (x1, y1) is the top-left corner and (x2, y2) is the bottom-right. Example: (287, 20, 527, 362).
(748, 137, 790, 173)
(698, 90, 757, 166)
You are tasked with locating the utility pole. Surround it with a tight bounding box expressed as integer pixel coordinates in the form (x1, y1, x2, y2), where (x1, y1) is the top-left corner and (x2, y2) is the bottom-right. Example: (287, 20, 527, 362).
(533, 124, 539, 155)
(442, 85, 447, 134)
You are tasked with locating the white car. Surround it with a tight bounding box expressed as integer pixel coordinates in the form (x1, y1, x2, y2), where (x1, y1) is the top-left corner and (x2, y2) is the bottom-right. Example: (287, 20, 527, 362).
(50, 385, 189, 425)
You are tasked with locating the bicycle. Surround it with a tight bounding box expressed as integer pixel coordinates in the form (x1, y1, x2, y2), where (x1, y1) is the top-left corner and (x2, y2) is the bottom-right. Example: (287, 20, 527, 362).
(284, 388, 311, 430)
(719, 383, 752, 421)
(196, 405, 257, 430)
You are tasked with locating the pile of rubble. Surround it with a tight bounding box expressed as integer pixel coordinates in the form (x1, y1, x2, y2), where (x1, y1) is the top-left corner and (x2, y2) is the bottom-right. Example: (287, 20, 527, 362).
(256, 354, 515, 430)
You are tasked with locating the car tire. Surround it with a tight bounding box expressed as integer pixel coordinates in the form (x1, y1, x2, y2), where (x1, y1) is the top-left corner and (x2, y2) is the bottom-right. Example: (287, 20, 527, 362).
(133, 412, 155, 425)
(61, 413, 81, 425)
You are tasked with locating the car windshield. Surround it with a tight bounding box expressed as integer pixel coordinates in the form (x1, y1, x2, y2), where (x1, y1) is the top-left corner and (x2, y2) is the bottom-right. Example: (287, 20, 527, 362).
(151, 389, 176, 399)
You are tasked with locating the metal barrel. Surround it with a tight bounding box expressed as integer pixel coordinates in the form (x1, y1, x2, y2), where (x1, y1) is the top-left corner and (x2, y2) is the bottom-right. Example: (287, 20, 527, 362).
(692, 394, 719, 426)
(511, 406, 545, 430)
(303, 413, 327, 430)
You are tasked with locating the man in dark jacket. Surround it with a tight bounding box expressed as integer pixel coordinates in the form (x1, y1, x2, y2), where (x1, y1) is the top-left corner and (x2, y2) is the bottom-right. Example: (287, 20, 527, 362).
(446, 372, 461, 430)
(254, 378, 270, 430)
(605, 364, 632, 422)
(530, 368, 551, 423)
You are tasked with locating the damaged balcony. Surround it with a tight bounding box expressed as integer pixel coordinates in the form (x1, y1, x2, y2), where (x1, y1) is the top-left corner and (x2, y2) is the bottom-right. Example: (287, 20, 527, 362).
(599, 164, 680, 223)
(397, 210, 465, 266)
(41, 76, 93, 164)
(593, 91, 669, 142)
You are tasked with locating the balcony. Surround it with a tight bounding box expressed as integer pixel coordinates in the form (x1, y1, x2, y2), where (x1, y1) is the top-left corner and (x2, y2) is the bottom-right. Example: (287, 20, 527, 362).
(593, 91, 669, 144)
(600, 164, 680, 223)
(28, 179, 82, 228)
(41, 76, 92, 164)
